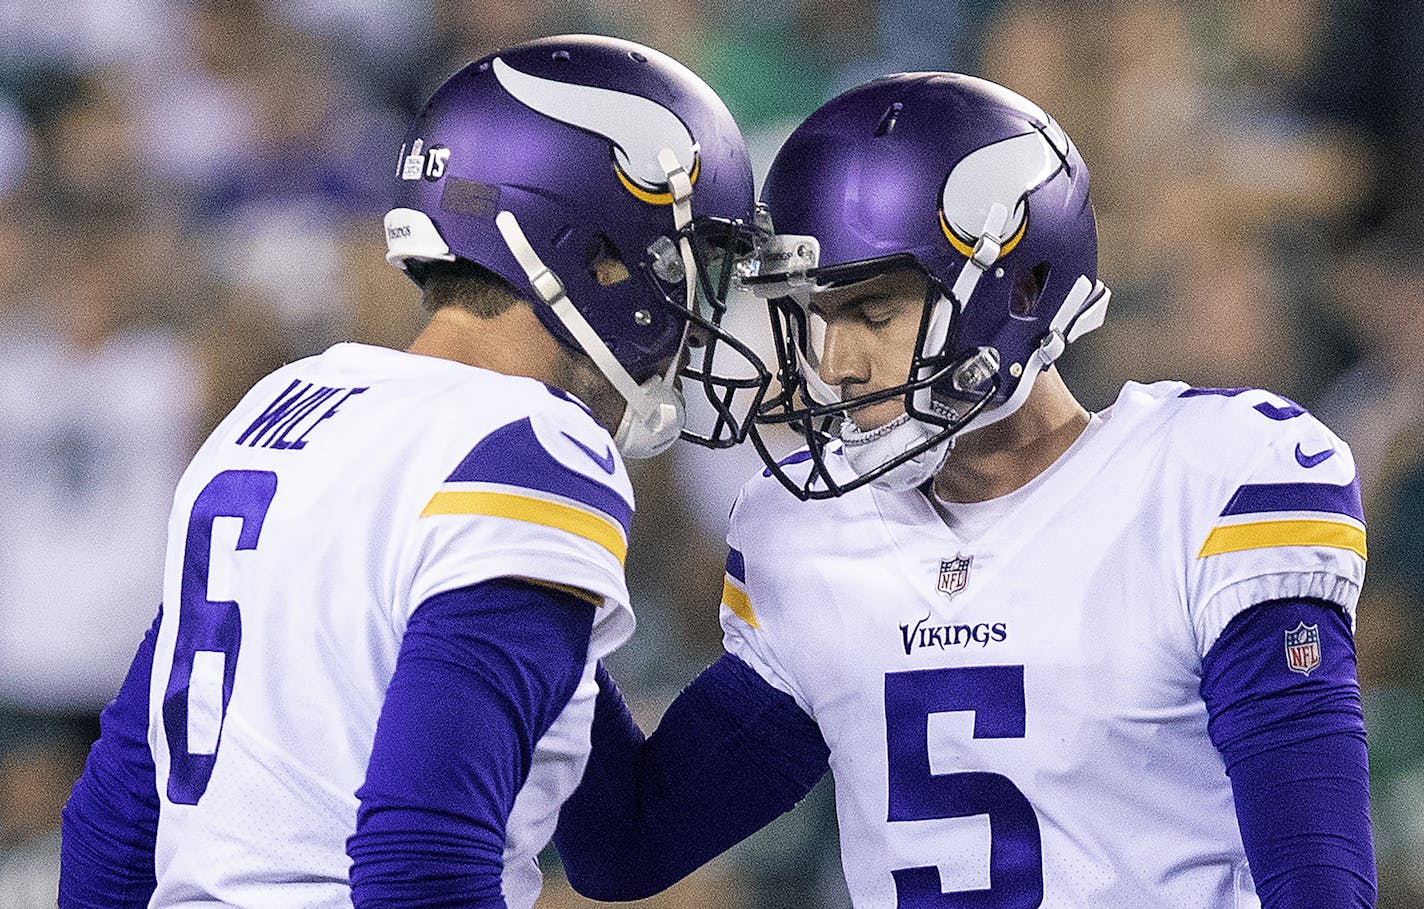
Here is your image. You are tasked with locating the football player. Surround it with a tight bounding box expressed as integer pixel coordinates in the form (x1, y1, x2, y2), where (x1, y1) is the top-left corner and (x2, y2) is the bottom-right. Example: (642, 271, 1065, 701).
(553, 74, 1376, 906)
(59, 35, 767, 909)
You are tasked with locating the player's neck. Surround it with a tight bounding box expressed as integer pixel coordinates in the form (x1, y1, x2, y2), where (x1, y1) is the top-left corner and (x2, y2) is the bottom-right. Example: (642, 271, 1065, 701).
(931, 367, 1090, 504)
(407, 305, 629, 434)
(407, 305, 565, 383)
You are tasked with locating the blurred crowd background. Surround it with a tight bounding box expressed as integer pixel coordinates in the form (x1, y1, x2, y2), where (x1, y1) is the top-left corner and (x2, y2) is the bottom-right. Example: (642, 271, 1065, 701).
(0, 0, 1420, 905)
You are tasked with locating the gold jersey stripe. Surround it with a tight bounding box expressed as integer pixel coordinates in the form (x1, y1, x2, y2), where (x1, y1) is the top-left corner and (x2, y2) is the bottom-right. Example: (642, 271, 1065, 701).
(721, 577, 760, 629)
(1198, 519, 1367, 560)
(421, 490, 627, 565)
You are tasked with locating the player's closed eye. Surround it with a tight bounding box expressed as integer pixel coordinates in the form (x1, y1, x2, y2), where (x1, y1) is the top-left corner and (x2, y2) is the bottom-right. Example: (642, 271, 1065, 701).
(809, 297, 895, 326)
(859, 302, 899, 326)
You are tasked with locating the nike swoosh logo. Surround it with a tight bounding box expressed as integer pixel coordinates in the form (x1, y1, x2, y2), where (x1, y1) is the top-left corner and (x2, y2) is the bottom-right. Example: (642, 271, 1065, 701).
(1295, 444, 1335, 468)
(562, 432, 616, 474)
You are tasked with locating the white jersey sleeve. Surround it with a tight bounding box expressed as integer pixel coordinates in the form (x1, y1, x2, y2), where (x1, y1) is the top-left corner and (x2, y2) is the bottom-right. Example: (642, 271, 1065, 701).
(719, 491, 811, 712)
(1176, 388, 1366, 658)
(718, 452, 875, 718)
(402, 398, 635, 658)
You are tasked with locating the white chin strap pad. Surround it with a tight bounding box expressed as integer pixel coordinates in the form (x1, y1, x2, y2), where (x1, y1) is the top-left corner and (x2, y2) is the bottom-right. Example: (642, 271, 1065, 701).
(797, 345, 840, 406)
(840, 413, 950, 492)
(614, 374, 686, 459)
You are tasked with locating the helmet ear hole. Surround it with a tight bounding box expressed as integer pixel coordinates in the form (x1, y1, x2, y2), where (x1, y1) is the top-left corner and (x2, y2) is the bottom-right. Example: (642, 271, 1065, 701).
(1011, 261, 1051, 318)
(586, 233, 631, 286)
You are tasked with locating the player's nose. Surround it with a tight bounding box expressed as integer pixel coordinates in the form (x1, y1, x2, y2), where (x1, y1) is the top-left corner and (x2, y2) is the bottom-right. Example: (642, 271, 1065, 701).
(817, 322, 869, 391)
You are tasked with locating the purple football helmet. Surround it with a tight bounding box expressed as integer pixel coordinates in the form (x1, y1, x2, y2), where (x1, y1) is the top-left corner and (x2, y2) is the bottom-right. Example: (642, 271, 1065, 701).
(744, 73, 1111, 498)
(384, 35, 769, 457)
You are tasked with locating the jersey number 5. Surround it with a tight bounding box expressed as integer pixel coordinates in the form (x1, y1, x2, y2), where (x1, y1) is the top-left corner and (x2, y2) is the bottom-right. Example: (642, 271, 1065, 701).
(162, 469, 277, 805)
(885, 665, 1043, 907)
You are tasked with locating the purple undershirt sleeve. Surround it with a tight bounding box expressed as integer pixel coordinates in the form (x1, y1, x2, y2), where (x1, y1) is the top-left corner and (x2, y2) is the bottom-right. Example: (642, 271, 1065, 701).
(59, 608, 163, 909)
(347, 578, 594, 909)
(553, 653, 830, 900)
(1200, 597, 1376, 907)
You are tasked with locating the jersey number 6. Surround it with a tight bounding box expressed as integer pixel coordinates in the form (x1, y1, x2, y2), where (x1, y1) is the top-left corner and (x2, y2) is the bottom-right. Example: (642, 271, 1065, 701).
(885, 665, 1044, 907)
(162, 469, 277, 805)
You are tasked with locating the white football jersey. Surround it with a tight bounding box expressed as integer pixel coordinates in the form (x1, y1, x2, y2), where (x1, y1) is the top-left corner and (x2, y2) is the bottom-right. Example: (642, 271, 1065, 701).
(721, 381, 1365, 908)
(146, 342, 636, 909)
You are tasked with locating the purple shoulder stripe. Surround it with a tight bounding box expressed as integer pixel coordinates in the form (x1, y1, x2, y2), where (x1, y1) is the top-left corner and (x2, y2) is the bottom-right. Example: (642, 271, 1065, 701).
(447, 419, 631, 533)
(1222, 477, 1364, 523)
(1177, 387, 1307, 421)
(725, 547, 746, 583)
(1252, 400, 1307, 421)
(762, 449, 813, 477)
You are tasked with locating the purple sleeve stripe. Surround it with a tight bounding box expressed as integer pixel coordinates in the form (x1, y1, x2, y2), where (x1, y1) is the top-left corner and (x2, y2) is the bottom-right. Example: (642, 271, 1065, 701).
(1221, 478, 1363, 523)
(349, 579, 594, 906)
(445, 418, 631, 533)
(1253, 400, 1306, 421)
(1179, 387, 1250, 398)
(725, 547, 746, 583)
(554, 655, 829, 900)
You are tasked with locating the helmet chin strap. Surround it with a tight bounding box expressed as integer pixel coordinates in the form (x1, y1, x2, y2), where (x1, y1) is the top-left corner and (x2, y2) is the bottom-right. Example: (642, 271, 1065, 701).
(496, 209, 684, 459)
(493, 147, 699, 460)
(913, 203, 1009, 415)
(954, 274, 1110, 436)
(657, 147, 697, 329)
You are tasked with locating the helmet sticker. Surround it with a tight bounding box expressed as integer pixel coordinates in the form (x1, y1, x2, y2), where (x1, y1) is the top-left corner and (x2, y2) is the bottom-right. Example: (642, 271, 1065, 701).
(423, 145, 450, 181)
(938, 130, 1065, 260)
(400, 138, 425, 180)
(398, 139, 451, 182)
(492, 57, 699, 204)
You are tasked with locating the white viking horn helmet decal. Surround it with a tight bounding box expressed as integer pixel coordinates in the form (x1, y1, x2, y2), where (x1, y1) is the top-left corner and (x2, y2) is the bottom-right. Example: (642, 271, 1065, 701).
(938, 119, 1070, 260)
(493, 57, 700, 204)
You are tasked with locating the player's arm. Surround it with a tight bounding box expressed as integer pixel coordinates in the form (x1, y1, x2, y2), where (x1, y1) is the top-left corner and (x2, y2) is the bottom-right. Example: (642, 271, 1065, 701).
(347, 577, 595, 909)
(553, 652, 830, 900)
(59, 609, 163, 909)
(1200, 597, 1376, 906)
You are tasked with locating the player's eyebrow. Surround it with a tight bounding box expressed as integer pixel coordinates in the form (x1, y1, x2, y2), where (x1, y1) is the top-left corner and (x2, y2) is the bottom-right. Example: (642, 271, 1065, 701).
(809, 291, 891, 319)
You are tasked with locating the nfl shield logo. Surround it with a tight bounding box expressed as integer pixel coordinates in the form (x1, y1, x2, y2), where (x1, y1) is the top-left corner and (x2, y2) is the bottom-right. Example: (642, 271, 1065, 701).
(1285, 622, 1322, 675)
(937, 555, 973, 599)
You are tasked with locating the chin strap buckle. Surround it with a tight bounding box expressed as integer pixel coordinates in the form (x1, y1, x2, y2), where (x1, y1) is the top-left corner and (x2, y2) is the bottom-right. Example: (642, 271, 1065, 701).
(526, 266, 567, 307)
(970, 232, 1002, 269)
(657, 147, 695, 232)
(949, 202, 1011, 305)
